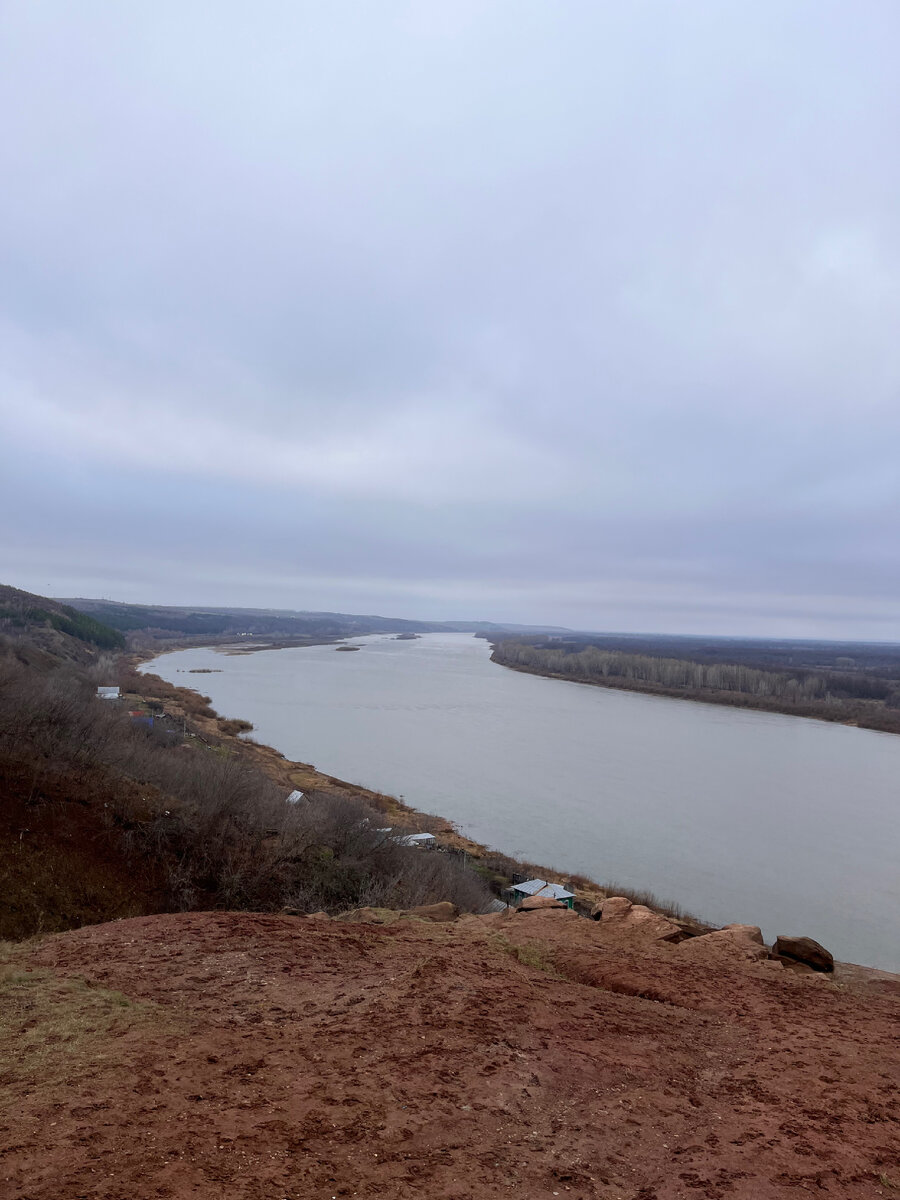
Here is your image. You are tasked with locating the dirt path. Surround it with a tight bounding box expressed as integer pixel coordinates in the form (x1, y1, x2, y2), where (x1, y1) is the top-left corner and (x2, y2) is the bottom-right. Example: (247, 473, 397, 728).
(1, 911, 897, 1199)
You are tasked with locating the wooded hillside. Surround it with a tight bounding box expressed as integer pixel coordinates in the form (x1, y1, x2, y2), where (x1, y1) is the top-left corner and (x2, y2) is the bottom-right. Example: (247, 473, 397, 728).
(0, 583, 125, 658)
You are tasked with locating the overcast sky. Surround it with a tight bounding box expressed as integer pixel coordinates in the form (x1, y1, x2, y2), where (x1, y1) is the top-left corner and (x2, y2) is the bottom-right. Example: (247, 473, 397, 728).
(2, 3, 899, 638)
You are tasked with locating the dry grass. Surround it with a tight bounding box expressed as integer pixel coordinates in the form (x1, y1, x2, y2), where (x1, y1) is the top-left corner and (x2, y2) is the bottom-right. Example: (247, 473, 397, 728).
(488, 933, 563, 978)
(217, 717, 254, 736)
(0, 951, 168, 1101)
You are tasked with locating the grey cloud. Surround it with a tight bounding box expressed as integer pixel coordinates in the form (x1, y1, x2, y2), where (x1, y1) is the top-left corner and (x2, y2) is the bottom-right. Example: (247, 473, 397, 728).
(1, 2, 899, 637)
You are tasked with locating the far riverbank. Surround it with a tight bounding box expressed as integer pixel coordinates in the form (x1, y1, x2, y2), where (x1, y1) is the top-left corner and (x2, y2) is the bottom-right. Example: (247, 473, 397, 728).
(489, 640, 900, 735)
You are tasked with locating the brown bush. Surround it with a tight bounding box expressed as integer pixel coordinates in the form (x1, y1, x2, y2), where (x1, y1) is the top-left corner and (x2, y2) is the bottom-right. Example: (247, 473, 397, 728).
(217, 718, 254, 736)
(0, 652, 494, 934)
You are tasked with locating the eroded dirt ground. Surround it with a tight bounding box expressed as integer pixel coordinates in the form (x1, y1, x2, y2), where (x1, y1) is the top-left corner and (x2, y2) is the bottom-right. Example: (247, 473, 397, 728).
(1, 910, 898, 1199)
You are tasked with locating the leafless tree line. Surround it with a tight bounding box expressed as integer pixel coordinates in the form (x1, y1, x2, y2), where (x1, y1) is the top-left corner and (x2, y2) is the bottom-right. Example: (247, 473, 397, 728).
(493, 641, 897, 706)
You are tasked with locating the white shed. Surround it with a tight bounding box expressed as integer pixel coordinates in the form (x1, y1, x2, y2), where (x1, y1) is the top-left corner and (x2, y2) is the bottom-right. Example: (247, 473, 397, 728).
(395, 832, 437, 848)
(97, 686, 120, 701)
(286, 790, 306, 804)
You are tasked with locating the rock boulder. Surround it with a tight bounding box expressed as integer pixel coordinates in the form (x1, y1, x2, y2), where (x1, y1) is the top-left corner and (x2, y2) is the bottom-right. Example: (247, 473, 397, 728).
(773, 936, 834, 973)
(590, 896, 683, 943)
(678, 924, 769, 965)
(721, 923, 766, 945)
(518, 895, 567, 912)
(595, 896, 634, 920)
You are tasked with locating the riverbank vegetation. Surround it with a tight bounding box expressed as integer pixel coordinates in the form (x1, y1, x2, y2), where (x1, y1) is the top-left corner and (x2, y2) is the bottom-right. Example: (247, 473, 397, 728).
(491, 637, 900, 733)
(0, 633, 494, 939)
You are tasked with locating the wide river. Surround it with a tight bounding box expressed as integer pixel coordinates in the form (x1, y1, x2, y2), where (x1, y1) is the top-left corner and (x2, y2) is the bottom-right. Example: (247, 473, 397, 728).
(144, 633, 900, 970)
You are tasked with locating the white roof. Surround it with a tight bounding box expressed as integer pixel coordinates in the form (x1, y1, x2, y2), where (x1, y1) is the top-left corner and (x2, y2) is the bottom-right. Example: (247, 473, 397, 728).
(396, 832, 436, 846)
(286, 790, 305, 804)
(97, 686, 120, 698)
(512, 878, 575, 901)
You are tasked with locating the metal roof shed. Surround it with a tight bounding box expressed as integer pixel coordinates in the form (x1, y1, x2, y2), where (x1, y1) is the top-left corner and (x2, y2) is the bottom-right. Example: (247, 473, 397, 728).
(508, 878, 576, 909)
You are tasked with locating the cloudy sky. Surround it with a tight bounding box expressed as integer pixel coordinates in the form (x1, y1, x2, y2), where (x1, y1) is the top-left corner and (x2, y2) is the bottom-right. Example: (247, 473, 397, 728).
(2, 2, 899, 637)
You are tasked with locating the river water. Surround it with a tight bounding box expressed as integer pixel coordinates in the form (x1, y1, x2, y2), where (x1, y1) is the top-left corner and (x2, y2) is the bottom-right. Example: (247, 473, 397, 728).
(143, 633, 900, 970)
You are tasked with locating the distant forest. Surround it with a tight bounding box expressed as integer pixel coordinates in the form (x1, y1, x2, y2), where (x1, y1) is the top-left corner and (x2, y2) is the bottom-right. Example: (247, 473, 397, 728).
(491, 635, 900, 734)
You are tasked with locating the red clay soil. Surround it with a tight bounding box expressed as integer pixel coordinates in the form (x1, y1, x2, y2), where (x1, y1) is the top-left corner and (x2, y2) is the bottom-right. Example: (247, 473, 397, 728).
(1, 910, 898, 1200)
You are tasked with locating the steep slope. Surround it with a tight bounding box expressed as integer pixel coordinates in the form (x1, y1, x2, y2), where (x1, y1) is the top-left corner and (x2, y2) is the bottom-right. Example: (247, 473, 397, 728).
(0, 582, 124, 664)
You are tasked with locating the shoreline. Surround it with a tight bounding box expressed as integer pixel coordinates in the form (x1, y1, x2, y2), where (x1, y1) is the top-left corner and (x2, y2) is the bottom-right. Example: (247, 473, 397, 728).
(489, 650, 900, 736)
(127, 648, 614, 907)
(124, 646, 613, 914)
(126, 641, 897, 975)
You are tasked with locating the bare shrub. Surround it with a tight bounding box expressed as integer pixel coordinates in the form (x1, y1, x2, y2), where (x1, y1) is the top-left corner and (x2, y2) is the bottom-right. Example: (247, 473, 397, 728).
(217, 718, 253, 735)
(0, 652, 494, 925)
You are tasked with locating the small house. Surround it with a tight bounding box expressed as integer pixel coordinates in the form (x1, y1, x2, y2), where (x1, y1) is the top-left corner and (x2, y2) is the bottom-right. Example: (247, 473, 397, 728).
(286, 790, 306, 804)
(395, 832, 437, 848)
(97, 686, 120, 701)
(507, 878, 575, 909)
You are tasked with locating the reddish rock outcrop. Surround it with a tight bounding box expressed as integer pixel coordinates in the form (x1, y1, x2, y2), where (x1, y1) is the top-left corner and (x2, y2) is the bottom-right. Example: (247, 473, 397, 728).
(677, 923, 770, 965)
(590, 895, 683, 943)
